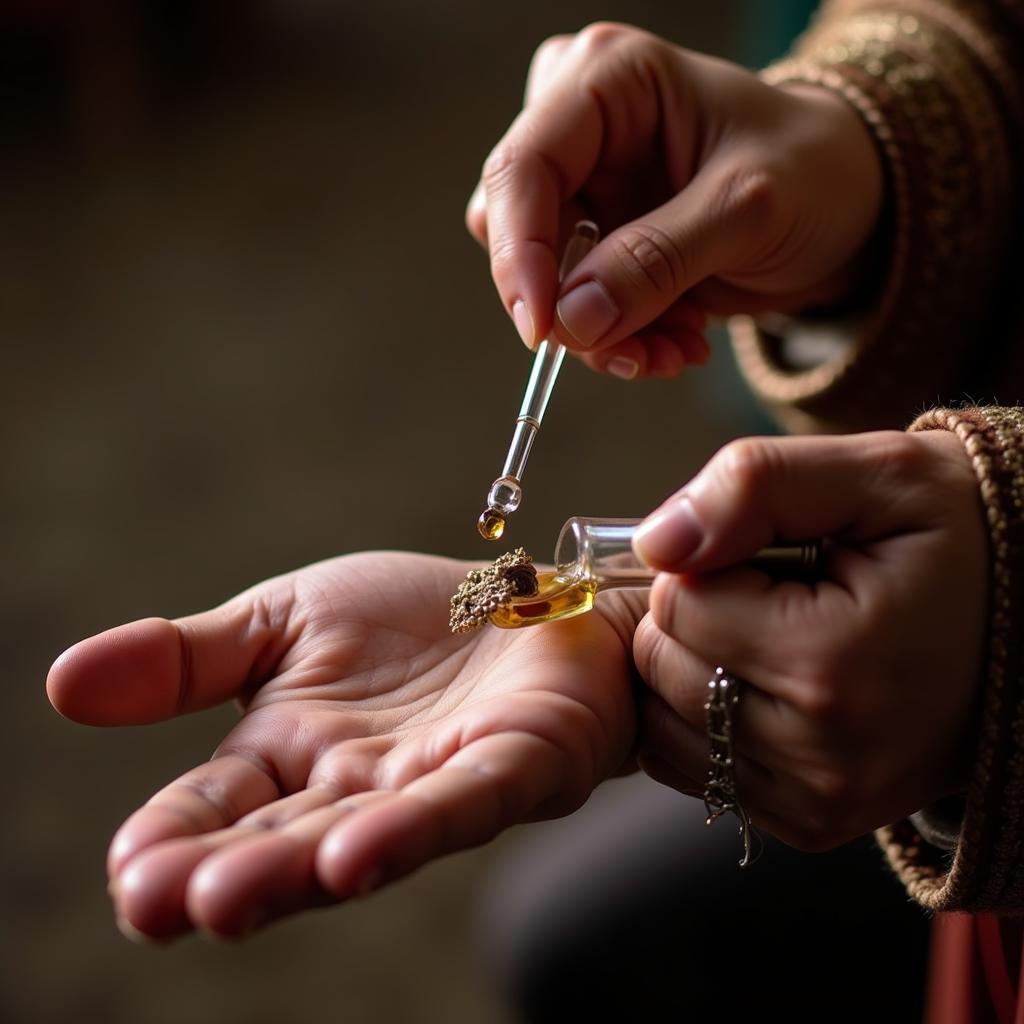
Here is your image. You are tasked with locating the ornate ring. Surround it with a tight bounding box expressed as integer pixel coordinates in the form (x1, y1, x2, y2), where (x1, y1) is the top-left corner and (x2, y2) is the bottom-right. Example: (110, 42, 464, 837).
(703, 667, 758, 867)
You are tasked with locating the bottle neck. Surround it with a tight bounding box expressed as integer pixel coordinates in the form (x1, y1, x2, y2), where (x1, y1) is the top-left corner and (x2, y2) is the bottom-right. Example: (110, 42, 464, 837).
(554, 517, 654, 591)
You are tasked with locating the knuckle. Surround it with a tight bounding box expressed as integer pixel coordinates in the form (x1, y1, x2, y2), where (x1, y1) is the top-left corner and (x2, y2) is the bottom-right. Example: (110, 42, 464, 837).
(791, 669, 847, 727)
(533, 33, 572, 63)
(792, 648, 875, 733)
(712, 437, 782, 506)
(574, 21, 636, 55)
(179, 775, 239, 828)
(488, 235, 519, 275)
(788, 626, 876, 728)
(715, 161, 784, 229)
(528, 34, 573, 96)
(611, 223, 688, 299)
(806, 765, 859, 807)
(481, 143, 518, 190)
(465, 204, 485, 240)
(868, 431, 931, 483)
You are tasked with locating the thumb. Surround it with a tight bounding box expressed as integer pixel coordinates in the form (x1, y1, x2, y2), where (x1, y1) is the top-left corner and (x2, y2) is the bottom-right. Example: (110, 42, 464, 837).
(632, 432, 919, 573)
(46, 589, 289, 726)
(552, 161, 772, 351)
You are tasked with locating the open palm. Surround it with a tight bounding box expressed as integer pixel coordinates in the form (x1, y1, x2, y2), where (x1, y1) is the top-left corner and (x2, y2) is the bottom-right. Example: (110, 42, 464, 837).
(47, 552, 640, 940)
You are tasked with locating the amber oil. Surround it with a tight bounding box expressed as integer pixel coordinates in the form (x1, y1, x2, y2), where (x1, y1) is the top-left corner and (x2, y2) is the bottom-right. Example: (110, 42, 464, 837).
(477, 508, 506, 540)
(488, 572, 596, 628)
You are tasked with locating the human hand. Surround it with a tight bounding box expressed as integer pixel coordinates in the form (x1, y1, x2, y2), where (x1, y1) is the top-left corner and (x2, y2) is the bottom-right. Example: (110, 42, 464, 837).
(47, 552, 640, 939)
(630, 429, 986, 850)
(467, 23, 883, 379)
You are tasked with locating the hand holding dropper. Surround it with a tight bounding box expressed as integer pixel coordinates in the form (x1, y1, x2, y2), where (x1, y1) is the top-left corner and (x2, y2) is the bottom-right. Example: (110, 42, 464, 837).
(476, 220, 599, 540)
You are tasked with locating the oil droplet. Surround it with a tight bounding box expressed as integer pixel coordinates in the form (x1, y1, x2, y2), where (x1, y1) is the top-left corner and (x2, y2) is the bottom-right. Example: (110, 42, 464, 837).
(477, 508, 506, 541)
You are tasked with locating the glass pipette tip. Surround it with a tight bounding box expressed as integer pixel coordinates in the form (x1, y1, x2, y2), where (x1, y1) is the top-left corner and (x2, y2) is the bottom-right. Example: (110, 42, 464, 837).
(477, 220, 600, 540)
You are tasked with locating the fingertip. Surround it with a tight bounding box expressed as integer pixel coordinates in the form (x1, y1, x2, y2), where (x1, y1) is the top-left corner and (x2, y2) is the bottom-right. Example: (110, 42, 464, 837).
(315, 796, 436, 899)
(632, 497, 704, 571)
(46, 617, 182, 726)
(108, 825, 136, 879)
(107, 804, 199, 877)
(679, 330, 711, 366)
(511, 298, 536, 350)
(314, 827, 363, 899)
(186, 847, 263, 939)
(606, 355, 641, 380)
(640, 332, 687, 379)
(596, 338, 647, 380)
(465, 183, 487, 244)
(185, 834, 325, 938)
(115, 840, 202, 941)
(116, 912, 167, 946)
(489, 237, 559, 348)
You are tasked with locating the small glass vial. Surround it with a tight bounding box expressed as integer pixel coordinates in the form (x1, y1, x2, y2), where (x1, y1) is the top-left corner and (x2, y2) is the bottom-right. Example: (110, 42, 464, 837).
(487, 517, 653, 628)
(489, 516, 818, 629)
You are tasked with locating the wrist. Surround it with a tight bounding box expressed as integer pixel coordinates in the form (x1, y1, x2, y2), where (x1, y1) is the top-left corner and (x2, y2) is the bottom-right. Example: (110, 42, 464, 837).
(776, 82, 886, 312)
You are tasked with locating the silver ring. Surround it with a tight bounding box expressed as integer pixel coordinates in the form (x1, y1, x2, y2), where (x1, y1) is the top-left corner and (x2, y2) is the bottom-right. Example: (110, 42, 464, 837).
(703, 667, 759, 867)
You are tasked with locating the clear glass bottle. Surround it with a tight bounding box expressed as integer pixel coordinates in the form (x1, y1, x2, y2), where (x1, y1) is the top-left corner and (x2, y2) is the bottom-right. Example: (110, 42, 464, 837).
(488, 516, 817, 629)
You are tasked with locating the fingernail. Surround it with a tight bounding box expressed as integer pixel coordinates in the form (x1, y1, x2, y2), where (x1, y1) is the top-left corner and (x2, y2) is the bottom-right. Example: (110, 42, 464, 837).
(633, 496, 703, 567)
(607, 356, 639, 380)
(512, 299, 535, 349)
(556, 279, 619, 347)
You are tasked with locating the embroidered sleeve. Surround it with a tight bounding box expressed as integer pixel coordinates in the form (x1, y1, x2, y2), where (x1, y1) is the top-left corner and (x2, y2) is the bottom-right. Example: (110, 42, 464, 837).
(729, 1, 1024, 433)
(879, 406, 1024, 913)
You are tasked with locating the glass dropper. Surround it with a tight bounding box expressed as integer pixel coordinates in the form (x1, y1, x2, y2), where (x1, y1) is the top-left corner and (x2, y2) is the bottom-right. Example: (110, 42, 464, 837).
(488, 517, 820, 629)
(477, 221, 600, 541)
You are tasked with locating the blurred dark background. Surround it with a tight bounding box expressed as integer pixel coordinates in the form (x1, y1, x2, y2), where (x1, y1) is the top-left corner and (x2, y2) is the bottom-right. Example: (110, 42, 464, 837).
(2, 3, 812, 1021)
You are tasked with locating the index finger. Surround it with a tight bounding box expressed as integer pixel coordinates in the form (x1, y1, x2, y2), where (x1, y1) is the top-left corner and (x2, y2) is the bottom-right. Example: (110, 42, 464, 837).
(481, 80, 604, 347)
(463, 34, 574, 252)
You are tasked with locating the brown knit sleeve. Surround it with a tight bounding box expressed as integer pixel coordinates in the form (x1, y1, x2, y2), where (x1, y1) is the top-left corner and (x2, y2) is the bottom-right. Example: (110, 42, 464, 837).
(729, 1, 1024, 434)
(877, 406, 1024, 913)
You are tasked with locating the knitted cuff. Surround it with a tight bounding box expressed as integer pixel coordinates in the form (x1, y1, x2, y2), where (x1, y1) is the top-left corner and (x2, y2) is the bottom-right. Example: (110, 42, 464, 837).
(731, 4, 1017, 434)
(877, 407, 1024, 913)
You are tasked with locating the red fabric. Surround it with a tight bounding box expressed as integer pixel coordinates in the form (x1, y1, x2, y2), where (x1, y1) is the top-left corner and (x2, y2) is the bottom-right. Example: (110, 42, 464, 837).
(926, 913, 1024, 1024)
